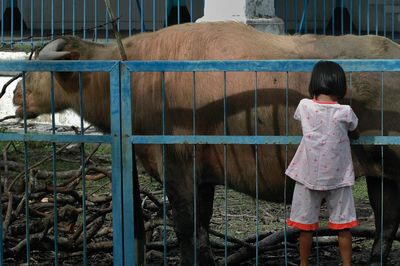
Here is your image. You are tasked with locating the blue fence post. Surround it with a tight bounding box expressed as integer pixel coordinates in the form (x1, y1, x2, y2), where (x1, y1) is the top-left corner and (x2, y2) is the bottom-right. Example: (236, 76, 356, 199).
(120, 62, 137, 265)
(110, 62, 124, 266)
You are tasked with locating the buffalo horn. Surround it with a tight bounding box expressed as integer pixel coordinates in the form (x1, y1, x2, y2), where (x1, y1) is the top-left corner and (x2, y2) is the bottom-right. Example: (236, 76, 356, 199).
(38, 38, 71, 60)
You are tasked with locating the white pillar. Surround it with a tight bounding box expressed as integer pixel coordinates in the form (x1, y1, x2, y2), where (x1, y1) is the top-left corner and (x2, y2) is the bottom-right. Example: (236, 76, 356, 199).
(196, 0, 284, 34)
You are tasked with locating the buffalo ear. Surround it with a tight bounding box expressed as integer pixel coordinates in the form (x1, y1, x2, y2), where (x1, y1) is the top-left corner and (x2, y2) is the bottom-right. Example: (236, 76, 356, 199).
(55, 51, 81, 93)
(38, 38, 82, 92)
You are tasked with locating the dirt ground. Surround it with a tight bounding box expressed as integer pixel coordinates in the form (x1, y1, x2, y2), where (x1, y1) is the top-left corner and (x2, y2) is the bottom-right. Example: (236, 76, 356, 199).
(1, 122, 400, 265)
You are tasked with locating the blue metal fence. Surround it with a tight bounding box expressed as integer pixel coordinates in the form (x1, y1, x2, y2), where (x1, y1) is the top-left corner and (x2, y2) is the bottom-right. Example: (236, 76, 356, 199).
(3, 1, 400, 47)
(276, 0, 400, 40)
(0, 60, 134, 265)
(121, 59, 400, 265)
(0, 0, 203, 47)
(1, 59, 399, 264)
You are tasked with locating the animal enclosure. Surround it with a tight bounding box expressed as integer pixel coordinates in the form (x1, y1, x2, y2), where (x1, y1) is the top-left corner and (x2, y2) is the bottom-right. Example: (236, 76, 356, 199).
(1, 59, 400, 265)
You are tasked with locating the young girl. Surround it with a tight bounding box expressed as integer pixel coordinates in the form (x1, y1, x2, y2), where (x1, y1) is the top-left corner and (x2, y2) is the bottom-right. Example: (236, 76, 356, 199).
(286, 61, 359, 266)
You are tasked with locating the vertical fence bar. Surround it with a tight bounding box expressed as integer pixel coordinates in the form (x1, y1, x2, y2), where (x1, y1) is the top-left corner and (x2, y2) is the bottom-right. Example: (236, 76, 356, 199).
(384, 0, 386, 37)
(350, 0, 353, 34)
(153, 0, 156, 31)
(322, 0, 326, 34)
(367, 0, 370, 35)
(165, 0, 168, 27)
(379, 0, 385, 37)
(284, 0, 288, 33)
(30, 0, 34, 47)
(117, 0, 120, 31)
(358, 0, 361, 35)
(110, 63, 123, 266)
(105, 8, 109, 42)
(332, 0, 335, 35)
(1, 0, 4, 45)
(376, 0, 379, 35)
(22, 72, 31, 264)
(83, 0, 86, 39)
(254, 71, 259, 265)
(121, 64, 136, 266)
(177, 0, 180, 24)
(95, 0, 98, 41)
(50, 72, 59, 265)
(72, 0, 75, 36)
(223, 71, 228, 266)
(313, 0, 316, 34)
(192, 71, 197, 266)
(62, 0, 65, 36)
(129, 0, 132, 36)
(161, 71, 168, 266)
(10, 0, 13, 47)
(295, 0, 298, 32)
(392, 0, 395, 40)
(190, 0, 193, 22)
(284, 71, 289, 265)
(79, 73, 88, 265)
(40, 0, 44, 43)
(51, 0, 54, 39)
(380, 72, 384, 266)
(304, 0, 307, 33)
(341, 0, 344, 35)
(141, 0, 144, 32)
(20, 0, 23, 44)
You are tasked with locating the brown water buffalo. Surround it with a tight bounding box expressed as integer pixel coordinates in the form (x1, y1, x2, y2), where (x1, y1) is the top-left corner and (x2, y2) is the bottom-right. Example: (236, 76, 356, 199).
(12, 22, 400, 265)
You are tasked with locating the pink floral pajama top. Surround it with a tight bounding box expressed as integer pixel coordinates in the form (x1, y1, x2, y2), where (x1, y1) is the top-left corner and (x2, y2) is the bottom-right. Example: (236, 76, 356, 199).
(285, 98, 358, 190)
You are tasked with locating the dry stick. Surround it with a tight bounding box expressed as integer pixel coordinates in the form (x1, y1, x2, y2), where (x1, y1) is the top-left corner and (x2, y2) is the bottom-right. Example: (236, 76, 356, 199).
(76, 216, 105, 245)
(0, 116, 16, 123)
(104, 0, 127, 61)
(14, 194, 26, 216)
(72, 206, 112, 241)
(141, 189, 163, 210)
(7, 142, 71, 191)
(3, 192, 14, 235)
(7, 125, 93, 191)
(208, 228, 254, 250)
(0, 74, 22, 99)
(2, 142, 12, 176)
(227, 227, 400, 265)
(89, 181, 111, 197)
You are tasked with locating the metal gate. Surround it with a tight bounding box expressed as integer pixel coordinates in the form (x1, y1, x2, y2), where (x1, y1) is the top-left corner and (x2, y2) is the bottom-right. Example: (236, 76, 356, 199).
(1, 59, 400, 265)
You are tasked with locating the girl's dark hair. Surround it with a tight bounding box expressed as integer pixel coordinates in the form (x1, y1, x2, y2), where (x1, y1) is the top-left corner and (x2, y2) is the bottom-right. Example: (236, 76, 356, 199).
(308, 61, 347, 99)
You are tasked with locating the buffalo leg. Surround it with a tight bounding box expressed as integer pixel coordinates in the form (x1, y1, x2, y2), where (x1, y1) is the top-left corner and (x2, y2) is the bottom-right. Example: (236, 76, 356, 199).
(197, 184, 216, 265)
(165, 160, 216, 266)
(366, 176, 400, 265)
